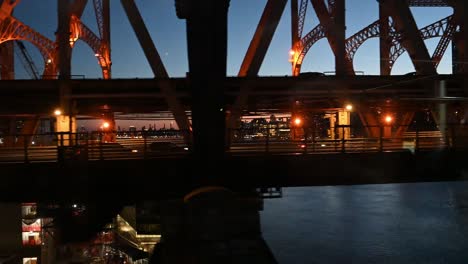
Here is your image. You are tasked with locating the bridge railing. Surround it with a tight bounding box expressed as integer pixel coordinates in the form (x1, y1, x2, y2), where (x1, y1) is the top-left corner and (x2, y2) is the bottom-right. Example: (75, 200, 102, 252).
(227, 124, 468, 155)
(0, 125, 467, 163)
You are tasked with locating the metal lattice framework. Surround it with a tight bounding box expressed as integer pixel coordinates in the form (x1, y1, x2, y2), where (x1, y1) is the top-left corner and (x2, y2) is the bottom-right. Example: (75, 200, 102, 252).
(292, 0, 456, 76)
(389, 15, 454, 72)
(345, 20, 383, 62)
(70, 15, 111, 79)
(297, 0, 308, 41)
(291, 0, 457, 76)
(93, 0, 105, 39)
(0, 16, 56, 77)
(292, 24, 326, 76)
(0, 1, 110, 79)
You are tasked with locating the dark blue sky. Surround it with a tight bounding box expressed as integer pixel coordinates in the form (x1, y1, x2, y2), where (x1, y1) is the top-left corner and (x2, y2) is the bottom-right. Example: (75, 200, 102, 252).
(13, 0, 453, 79)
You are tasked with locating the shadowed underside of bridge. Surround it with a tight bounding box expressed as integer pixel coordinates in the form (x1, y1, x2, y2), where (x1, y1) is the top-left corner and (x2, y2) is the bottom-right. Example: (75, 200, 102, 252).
(1, 150, 467, 202)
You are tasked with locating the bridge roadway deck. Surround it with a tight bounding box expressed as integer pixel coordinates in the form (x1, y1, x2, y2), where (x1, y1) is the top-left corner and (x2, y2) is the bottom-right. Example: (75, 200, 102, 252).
(1, 148, 466, 202)
(0, 74, 465, 114)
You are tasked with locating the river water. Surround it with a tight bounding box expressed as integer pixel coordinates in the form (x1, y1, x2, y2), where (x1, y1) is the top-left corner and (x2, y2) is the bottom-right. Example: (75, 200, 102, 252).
(261, 181, 468, 263)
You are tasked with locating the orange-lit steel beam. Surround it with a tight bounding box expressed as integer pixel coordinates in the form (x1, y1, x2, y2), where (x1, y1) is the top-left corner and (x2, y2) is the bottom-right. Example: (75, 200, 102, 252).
(120, 0, 191, 141)
(0, 0, 19, 20)
(0, 42, 14, 79)
(291, 0, 299, 46)
(57, 0, 72, 79)
(238, 0, 288, 77)
(70, 0, 88, 18)
(379, 0, 436, 75)
(0, 0, 18, 80)
(70, 15, 111, 78)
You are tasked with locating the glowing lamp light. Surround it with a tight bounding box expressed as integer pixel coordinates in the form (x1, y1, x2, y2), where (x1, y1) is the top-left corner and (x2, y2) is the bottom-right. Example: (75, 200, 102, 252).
(384, 115, 393, 124)
(294, 117, 302, 126)
(95, 53, 100, 57)
(47, 59, 52, 64)
(54, 109, 62, 116)
(289, 50, 296, 56)
(102, 122, 110, 129)
(345, 104, 353, 111)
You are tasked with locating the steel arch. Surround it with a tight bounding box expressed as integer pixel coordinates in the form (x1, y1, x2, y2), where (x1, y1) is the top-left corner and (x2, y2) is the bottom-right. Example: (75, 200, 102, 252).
(292, 24, 326, 76)
(0, 16, 56, 78)
(70, 15, 111, 79)
(388, 15, 454, 73)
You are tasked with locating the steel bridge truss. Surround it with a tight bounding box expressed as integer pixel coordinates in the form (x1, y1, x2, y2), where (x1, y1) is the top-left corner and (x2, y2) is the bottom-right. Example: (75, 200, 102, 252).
(0, 0, 110, 79)
(291, 0, 458, 76)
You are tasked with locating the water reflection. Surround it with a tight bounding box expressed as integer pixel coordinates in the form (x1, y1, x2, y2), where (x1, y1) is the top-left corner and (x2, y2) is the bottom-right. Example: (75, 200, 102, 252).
(261, 182, 468, 263)
(1, 182, 468, 263)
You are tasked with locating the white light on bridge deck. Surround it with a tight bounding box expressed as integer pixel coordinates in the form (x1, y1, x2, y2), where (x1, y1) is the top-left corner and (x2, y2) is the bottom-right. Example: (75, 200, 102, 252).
(345, 104, 353, 111)
(54, 109, 62, 116)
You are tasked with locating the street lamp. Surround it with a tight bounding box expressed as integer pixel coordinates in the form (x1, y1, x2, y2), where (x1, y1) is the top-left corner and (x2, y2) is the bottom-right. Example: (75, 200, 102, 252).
(384, 115, 393, 124)
(345, 104, 353, 111)
(294, 117, 302, 126)
(54, 109, 62, 116)
(102, 121, 110, 129)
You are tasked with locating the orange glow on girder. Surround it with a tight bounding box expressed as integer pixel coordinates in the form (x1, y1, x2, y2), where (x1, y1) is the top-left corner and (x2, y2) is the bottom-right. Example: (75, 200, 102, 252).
(384, 115, 393, 124)
(294, 117, 302, 126)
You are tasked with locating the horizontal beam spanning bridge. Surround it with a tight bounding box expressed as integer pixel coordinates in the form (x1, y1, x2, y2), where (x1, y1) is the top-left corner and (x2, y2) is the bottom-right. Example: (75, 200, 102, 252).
(0, 75, 465, 114)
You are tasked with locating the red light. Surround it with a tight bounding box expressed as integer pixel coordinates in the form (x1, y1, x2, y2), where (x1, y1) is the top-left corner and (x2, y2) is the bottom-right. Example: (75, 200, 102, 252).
(294, 117, 302, 126)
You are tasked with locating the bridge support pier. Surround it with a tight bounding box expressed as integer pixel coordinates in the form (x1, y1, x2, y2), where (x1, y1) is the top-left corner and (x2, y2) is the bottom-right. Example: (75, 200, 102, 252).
(151, 187, 277, 264)
(177, 0, 230, 175)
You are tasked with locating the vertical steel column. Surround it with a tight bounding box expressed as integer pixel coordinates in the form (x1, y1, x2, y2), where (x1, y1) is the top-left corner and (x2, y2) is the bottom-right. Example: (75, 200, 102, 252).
(103, 0, 110, 52)
(57, 0, 72, 79)
(379, 3, 391, 75)
(70, 0, 88, 18)
(0, 42, 14, 80)
(291, 0, 299, 46)
(455, 1, 468, 74)
(334, 0, 346, 77)
(178, 0, 230, 161)
(379, 0, 436, 75)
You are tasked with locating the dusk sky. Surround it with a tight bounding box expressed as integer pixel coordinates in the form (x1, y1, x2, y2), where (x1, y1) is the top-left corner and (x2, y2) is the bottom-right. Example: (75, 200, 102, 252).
(12, 0, 453, 79)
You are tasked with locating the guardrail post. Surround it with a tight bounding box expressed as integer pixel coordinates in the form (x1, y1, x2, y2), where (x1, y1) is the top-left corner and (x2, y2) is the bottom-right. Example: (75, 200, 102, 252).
(450, 124, 456, 150)
(143, 130, 148, 159)
(312, 129, 316, 152)
(265, 126, 270, 153)
(341, 126, 345, 153)
(99, 132, 103, 160)
(445, 126, 450, 149)
(303, 130, 308, 154)
(23, 135, 29, 163)
(415, 126, 420, 153)
(379, 126, 383, 152)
